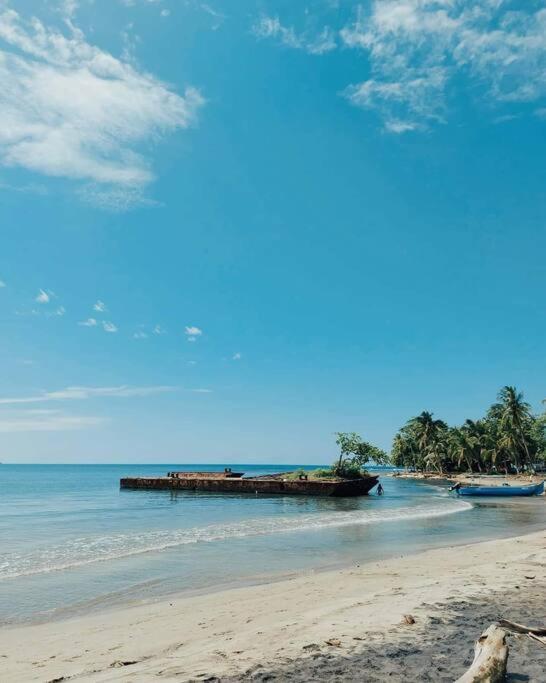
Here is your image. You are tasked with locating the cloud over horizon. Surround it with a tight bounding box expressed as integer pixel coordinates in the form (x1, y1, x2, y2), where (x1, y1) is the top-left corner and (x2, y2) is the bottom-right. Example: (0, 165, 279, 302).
(0, 385, 178, 405)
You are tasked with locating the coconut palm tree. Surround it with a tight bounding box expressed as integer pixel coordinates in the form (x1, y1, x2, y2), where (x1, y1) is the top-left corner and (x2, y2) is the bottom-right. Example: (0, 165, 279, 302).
(408, 412, 448, 473)
(493, 386, 533, 469)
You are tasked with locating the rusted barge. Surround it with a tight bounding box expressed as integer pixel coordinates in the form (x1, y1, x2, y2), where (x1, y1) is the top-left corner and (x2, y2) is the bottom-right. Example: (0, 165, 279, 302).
(120, 469, 379, 497)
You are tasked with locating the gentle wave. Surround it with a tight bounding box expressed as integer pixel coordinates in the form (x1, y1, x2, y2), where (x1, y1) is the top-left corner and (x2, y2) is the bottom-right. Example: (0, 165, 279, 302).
(0, 500, 471, 580)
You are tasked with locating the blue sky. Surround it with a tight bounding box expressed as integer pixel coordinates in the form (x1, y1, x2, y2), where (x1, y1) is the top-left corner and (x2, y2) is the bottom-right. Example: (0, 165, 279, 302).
(0, 0, 544, 463)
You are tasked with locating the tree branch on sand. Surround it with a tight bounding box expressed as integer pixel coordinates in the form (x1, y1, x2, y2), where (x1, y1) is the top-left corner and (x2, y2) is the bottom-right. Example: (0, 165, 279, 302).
(455, 624, 508, 683)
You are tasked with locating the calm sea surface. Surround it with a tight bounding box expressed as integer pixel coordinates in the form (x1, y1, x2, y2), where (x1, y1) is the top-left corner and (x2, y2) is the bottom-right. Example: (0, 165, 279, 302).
(1, 464, 545, 625)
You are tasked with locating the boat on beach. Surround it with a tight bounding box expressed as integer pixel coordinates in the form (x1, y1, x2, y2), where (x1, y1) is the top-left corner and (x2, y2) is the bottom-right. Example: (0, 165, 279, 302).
(120, 469, 380, 497)
(452, 481, 544, 497)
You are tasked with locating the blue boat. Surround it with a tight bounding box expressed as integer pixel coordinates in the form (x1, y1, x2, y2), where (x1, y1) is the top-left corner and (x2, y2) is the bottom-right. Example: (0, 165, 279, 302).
(452, 481, 544, 497)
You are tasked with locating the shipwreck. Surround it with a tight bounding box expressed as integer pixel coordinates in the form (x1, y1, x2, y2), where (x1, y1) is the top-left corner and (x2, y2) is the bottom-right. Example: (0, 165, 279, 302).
(120, 468, 379, 497)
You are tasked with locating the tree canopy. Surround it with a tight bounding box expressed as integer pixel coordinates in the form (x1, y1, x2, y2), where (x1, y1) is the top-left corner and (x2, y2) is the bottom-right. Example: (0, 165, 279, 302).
(332, 431, 388, 478)
(390, 386, 545, 474)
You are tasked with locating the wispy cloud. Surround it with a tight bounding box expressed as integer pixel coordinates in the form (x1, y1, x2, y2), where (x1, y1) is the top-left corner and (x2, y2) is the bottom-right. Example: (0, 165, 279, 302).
(0, 385, 177, 405)
(0, 279, 6, 288)
(153, 324, 166, 335)
(0, 413, 106, 432)
(49, 305, 66, 317)
(252, 15, 336, 55)
(340, 1, 546, 132)
(0, 4, 205, 208)
(133, 330, 148, 339)
(102, 321, 118, 333)
(190, 388, 212, 394)
(35, 289, 51, 304)
(254, 3, 546, 132)
(232, 352, 242, 360)
(78, 317, 97, 327)
(93, 300, 107, 313)
(185, 325, 202, 342)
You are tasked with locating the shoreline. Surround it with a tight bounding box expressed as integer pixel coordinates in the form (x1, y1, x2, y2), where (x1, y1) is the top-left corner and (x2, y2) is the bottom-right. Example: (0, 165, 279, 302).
(2, 529, 546, 682)
(388, 471, 546, 484)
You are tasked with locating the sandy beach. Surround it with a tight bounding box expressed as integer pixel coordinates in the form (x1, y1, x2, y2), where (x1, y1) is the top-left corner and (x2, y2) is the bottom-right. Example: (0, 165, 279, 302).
(2, 530, 546, 682)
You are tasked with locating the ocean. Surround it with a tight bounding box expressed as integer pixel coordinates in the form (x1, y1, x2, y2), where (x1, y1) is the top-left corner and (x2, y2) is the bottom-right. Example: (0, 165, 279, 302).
(1, 464, 545, 625)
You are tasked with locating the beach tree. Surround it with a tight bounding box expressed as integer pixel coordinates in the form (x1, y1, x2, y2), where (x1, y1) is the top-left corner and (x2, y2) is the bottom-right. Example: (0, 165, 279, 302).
(388, 387, 544, 474)
(488, 386, 534, 470)
(532, 402, 546, 463)
(407, 411, 449, 472)
(333, 432, 388, 478)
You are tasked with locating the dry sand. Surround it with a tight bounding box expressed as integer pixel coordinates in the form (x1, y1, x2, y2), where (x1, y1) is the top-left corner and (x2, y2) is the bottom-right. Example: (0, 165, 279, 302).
(1, 531, 546, 682)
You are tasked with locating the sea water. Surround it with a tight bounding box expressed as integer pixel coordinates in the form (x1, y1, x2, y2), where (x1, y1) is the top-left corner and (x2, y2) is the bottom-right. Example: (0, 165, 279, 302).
(1, 464, 545, 625)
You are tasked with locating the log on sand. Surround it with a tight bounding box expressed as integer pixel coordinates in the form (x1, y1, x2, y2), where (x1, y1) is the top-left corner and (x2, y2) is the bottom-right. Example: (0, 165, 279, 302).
(455, 624, 508, 683)
(497, 619, 546, 636)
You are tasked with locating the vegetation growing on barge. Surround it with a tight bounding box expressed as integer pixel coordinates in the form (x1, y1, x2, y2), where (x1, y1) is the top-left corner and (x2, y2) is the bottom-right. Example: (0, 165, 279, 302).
(285, 432, 388, 480)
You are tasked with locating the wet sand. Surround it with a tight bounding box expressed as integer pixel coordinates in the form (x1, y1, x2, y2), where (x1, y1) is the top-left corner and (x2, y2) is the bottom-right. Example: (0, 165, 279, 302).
(1, 530, 545, 682)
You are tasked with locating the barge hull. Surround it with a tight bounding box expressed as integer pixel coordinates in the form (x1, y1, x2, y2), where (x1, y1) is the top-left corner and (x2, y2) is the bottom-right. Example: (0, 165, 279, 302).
(120, 475, 379, 497)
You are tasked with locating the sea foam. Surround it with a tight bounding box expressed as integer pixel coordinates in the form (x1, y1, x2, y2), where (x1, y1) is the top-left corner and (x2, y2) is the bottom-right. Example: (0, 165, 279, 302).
(0, 500, 471, 580)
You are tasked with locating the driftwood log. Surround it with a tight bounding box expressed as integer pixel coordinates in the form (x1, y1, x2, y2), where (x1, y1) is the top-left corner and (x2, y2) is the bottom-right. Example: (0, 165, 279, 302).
(498, 619, 546, 648)
(497, 619, 546, 636)
(455, 624, 508, 683)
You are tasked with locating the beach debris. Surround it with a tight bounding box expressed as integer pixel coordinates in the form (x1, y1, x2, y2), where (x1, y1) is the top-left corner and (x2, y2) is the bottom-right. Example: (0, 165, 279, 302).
(402, 614, 416, 625)
(455, 624, 508, 683)
(109, 660, 138, 668)
(325, 638, 342, 647)
(524, 575, 536, 580)
(498, 619, 546, 647)
(528, 634, 546, 648)
(302, 643, 320, 651)
(498, 619, 546, 636)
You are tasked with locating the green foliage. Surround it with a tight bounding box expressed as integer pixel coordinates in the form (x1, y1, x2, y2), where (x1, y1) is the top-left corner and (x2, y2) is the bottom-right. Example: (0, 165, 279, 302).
(390, 386, 546, 474)
(332, 431, 388, 478)
(310, 467, 337, 479)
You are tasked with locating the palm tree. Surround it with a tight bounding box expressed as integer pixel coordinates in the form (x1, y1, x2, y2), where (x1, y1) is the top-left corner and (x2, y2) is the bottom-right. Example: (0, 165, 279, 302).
(408, 412, 448, 473)
(493, 386, 533, 469)
(450, 427, 475, 472)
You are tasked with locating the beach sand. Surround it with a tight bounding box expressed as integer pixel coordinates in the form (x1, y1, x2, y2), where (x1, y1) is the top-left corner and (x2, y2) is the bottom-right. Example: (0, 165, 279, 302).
(2, 531, 545, 682)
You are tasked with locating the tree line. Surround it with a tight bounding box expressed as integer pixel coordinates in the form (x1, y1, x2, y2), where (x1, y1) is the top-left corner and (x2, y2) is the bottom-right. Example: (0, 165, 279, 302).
(390, 386, 546, 474)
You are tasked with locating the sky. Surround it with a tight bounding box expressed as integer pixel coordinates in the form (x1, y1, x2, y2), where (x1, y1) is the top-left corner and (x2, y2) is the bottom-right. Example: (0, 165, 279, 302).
(0, 0, 545, 464)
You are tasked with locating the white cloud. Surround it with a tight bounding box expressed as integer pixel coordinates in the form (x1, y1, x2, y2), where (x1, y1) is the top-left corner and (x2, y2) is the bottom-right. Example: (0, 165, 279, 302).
(253, 15, 336, 54)
(232, 352, 242, 360)
(0, 5, 204, 207)
(35, 288, 51, 303)
(133, 330, 148, 339)
(60, 1, 79, 20)
(0, 385, 177, 404)
(185, 325, 202, 337)
(93, 300, 107, 312)
(102, 321, 118, 333)
(253, 16, 301, 49)
(0, 279, 5, 287)
(153, 324, 166, 335)
(191, 388, 212, 393)
(0, 413, 105, 432)
(53, 305, 66, 317)
(78, 317, 97, 327)
(340, 2, 546, 131)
